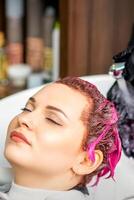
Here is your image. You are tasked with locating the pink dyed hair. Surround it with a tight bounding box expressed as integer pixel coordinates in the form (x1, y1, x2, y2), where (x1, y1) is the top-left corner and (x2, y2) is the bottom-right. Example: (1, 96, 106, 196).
(56, 76, 121, 185)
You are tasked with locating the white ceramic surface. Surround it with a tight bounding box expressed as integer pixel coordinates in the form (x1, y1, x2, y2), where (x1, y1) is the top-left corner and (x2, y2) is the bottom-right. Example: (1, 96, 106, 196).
(0, 74, 134, 200)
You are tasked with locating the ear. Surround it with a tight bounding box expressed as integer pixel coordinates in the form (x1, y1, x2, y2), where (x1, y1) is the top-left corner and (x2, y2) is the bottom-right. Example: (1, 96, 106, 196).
(72, 150, 103, 176)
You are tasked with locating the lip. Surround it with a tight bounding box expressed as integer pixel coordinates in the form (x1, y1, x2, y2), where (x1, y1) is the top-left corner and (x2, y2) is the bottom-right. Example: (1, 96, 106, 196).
(10, 131, 31, 145)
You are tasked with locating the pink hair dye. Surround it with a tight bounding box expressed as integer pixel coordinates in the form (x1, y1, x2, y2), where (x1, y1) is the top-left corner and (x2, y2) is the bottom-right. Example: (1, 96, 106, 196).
(56, 76, 122, 185)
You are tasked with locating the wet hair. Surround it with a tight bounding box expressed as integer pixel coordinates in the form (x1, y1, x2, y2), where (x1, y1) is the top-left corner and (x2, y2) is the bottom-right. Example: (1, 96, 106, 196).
(55, 76, 121, 186)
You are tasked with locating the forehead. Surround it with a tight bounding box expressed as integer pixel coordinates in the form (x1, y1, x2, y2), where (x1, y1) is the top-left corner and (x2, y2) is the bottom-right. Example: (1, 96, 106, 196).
(33, 83, 89, 120)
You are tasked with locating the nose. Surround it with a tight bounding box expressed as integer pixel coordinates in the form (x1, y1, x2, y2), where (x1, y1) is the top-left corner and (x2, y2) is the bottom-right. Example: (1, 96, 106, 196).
(17, 113, 33, 130)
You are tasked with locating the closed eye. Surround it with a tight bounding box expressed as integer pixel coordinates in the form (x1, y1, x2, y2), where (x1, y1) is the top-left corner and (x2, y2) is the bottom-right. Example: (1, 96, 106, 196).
(46, 118, 62, 126)
(21, 108, 32, 112)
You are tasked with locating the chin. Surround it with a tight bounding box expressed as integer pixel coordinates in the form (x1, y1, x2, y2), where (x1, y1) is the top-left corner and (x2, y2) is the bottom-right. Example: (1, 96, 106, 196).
(4, 143, 31, 168)
(5, 144, 21, 165)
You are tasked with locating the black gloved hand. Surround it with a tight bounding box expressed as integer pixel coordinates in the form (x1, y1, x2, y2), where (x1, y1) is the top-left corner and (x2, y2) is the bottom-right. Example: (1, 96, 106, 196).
(107, 27, 134, 158)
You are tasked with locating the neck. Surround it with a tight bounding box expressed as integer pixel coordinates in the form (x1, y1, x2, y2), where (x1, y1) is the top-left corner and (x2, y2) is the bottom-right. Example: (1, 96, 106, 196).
(12, 167, 82, 191)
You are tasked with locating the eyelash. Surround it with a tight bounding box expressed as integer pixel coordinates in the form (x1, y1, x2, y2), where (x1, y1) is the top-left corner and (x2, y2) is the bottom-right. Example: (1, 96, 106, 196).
(21, 108, 62, 126)
(46, 118, 62, 126)
(21, 107, 32, 112)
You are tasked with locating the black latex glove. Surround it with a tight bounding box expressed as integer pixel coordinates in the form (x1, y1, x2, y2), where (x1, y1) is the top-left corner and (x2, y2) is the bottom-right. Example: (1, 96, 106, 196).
(107, 29, 134, 158)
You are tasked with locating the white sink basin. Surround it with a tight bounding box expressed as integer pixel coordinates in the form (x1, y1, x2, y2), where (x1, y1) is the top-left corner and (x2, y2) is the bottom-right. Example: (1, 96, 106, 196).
(0, 74, 134, 200)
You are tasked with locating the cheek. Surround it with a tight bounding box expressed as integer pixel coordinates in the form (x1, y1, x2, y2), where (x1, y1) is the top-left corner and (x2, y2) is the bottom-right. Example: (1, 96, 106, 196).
(34, 133, 76, 173)
(36, 126, 84, 162)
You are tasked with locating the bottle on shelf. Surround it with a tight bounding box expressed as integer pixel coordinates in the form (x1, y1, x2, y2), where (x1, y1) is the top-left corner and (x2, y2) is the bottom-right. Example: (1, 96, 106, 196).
(52, 21, 60, 81)
(0, 32, 8, 81)
(5, 0, 24, 64)
(43, 6, 55, 81)
(0, 32, 9, 98)
(26, 0, 43, 72)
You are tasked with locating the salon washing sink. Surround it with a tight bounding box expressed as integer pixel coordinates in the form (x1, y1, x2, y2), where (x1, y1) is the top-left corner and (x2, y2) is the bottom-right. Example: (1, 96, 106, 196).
(0, 74, 134, 200)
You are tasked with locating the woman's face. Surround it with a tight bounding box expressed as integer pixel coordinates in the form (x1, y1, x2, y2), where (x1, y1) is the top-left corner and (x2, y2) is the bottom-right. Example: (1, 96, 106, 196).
(5, 83, 89, 177)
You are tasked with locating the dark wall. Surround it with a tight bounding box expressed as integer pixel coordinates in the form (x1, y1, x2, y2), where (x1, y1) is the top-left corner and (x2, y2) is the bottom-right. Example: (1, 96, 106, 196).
(60, 0, 134, 77)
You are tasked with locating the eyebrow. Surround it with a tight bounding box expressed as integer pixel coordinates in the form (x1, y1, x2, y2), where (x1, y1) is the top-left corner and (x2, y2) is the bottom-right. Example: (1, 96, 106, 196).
(28, 97, 68, 119)
(28, 97, 36, 103)
(46, 105, 69, 119)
